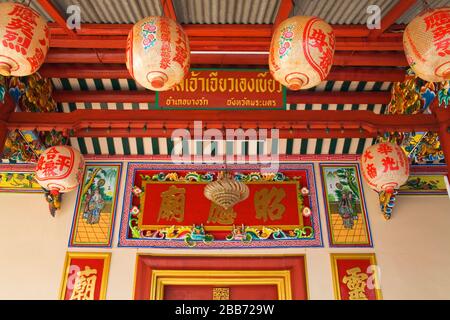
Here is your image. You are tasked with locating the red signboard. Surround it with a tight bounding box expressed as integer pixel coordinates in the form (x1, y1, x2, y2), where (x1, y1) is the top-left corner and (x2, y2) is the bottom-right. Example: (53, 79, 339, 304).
(59, 252, 111, 300)
(331, 254, 382, 300)
(139, 181, 303, 230)
(156, 69, 287, 110)
(129, 169, 313, 240)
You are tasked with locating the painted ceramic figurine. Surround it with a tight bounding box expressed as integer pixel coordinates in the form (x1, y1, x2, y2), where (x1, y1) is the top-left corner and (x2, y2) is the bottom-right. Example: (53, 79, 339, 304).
(43, 188, 61, 217)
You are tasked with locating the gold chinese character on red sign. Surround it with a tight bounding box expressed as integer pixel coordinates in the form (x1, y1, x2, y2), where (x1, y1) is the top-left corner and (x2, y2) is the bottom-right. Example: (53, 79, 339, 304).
(158, 185, 186, 222)
(254, 187, 286, 222)
(207, 202, 237, 225)
(70, 266, 97, 300)
(342, 267, 368, 300)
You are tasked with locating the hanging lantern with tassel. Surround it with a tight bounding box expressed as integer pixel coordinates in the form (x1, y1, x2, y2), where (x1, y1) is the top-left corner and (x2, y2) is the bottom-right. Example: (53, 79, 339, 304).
(360, 142, 410, 220)
(0, 2, 50, 77)
(269, 16, 335, 90)
(126, 16, 190, 91)
(35, 146, 85, 216)
(204, 172, 249, 210)
(403, 6, 450, 82)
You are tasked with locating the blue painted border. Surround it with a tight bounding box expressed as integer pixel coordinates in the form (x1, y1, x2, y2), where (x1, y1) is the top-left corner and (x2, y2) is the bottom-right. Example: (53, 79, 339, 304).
(117, 162, 323, 249)
(68, 162, 123, 248)
(318, 162, 374, 248)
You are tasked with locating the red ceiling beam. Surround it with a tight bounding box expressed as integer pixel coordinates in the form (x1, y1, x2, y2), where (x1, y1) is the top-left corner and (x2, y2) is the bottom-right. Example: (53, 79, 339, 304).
(335, 37, 403, 51)
(53, 90, 156, 103)
(333, 52, 407, 66)
(44, 49, 408, 66)
(162, 0, 177, 21)
(48, 34, 404, 51)
(52, 90, 390, 105)
(6, 110, 439, 138)
(60, 129, 377, 139)
(38, 64, 406, 82)
(287, 91, 391, 104)
(368, 0, 416, 39)
(48, 23, 380, 38)
(39, 64, 131, 79)
(45, 49, 125, 64)
(326, 67, 405, 82)
(36, 0, 76, 36)
(273, 0, 294, 29)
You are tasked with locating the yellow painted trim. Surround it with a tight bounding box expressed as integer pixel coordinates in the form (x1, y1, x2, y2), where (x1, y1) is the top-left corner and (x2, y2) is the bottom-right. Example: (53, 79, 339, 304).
(59, 252, 111, 300)
(149, 270, 292, 300)
(131, 252, 140, 300)
(330, 253, 382, 300)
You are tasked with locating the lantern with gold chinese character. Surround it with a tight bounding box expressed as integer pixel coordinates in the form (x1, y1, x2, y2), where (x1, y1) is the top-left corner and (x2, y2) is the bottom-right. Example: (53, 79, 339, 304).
(35, 146, 85, 216)
(360, 142, 409, 220)
(403, 7, 450, 82)
(126, 16, 190, 91)
(0, 2, 50, 77)
(269, 16, 335, 90)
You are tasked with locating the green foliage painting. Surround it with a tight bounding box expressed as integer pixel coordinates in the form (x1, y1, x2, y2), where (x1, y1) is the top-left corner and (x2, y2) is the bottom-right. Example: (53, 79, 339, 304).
(320, 164, 372, 247)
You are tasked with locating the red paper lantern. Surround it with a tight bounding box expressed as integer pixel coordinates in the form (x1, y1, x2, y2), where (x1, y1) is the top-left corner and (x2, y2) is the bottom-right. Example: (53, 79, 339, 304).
(126, 16, 190, 91)
(269, 16, 335, 90)
(35, 146, 85, 196)
(0, 2, 50, 77)
(403, 7, 450, 82)
(360, 142, 409, 193)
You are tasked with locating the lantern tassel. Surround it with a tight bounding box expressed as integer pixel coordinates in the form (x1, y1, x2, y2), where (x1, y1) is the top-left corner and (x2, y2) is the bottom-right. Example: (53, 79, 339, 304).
(378, 189, 398, 220)
(43, 189, 62, 217)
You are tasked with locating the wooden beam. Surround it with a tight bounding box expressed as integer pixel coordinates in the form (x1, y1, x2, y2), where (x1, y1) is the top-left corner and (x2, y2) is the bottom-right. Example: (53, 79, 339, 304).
(53, 90, 156, 103)
(48, 23, 380, 38)
(6, 110, 439, 138)
(44, 49, 408, 66)
(287, 91, 391, 104)
(0, 94, 16, 155)
(0, 94, 16, 122)
(48, 34, 404, 51)
(0, 122, 7, 156)
(52, 90, 390, 105)
(162, 0, 177, 21)
(273, 0, 294, 29)
(36, 0, 76, 36)
(368, 0, 416, 39)
(39, 64, 131, 79)
(38, 64, 406, 82)
(333, 52, 407, 66)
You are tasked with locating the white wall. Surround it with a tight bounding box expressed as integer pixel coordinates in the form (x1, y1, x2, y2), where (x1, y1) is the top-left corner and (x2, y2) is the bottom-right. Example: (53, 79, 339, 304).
(0, 161, 449, 300)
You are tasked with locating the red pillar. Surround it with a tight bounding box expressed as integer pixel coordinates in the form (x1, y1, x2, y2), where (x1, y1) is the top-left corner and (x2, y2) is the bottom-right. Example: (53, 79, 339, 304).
(0, 93, 16, 156)
(432, 105, 450, 180)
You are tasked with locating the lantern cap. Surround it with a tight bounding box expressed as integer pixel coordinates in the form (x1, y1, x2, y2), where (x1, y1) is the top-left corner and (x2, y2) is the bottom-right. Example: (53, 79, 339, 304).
(287, 78, 304, 90)
(0, 64, 11, 77)
(150, 76, 166, 89)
